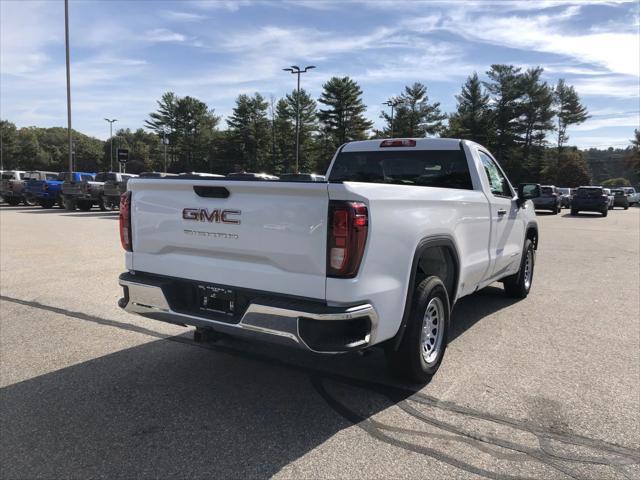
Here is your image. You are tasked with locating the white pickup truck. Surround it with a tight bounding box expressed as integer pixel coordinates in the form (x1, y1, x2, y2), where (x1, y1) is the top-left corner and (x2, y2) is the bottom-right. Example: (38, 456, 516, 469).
(118, 138, 540, 382)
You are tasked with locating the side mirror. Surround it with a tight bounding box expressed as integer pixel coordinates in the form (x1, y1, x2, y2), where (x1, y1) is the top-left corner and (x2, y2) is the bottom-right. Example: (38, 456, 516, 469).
(517, 183, 540, 207)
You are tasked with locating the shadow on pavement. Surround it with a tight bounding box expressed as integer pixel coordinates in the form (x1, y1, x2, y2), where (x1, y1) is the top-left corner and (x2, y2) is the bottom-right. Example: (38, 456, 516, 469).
(1, 295, 638, 479)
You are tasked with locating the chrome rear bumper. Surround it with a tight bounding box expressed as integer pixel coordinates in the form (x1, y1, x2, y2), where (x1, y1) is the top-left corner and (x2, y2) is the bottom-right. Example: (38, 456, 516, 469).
(119, 273, 378, 353)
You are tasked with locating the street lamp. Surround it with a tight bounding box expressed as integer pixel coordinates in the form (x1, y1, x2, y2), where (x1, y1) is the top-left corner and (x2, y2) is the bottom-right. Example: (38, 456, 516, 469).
(162, 128, 169, 173)
(383, 98, 403, 138)
(104, 118, 117, 171)
(283, 65, 315, 173)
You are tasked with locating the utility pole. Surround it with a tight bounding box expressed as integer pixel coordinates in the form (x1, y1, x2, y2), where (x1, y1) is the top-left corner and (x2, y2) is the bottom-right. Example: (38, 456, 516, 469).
(64, 0, 73, 174)
(104, 118, 117, 171)
(383, 98, 402, 138)
(163, 129, 168, 173)
(283, 65, 315, 173)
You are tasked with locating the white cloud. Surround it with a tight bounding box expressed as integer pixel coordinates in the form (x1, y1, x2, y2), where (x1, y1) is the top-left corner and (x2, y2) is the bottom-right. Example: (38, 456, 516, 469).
(160, 10, 207, 22)
(145, 28, 186, 43)
(404, 6, 639, 76)
(571, 76, 640, 98)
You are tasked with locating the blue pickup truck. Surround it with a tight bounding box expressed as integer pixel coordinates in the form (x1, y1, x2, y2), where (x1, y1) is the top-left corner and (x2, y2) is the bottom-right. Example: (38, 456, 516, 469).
(26, 171, 95, 209)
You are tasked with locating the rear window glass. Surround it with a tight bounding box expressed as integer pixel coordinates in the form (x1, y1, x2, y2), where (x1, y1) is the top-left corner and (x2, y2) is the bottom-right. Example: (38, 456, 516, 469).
(95, 173, 107, 182)
(329, 149, 473, 190)
(577, 188, 603, 197)
(2, 173, 15, 179)
(80, 174, 94, 182)
(541, 187, 553, 195)
(612, 190, 625, 195)
(45, 173, 58, 180)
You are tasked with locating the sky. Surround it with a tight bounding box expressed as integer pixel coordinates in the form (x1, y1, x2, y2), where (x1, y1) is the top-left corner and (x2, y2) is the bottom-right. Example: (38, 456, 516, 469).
(1, 0, 639, 149)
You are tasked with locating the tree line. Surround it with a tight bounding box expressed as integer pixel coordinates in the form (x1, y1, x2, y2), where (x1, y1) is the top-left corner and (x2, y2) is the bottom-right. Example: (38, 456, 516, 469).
(1, 64, 639, 187)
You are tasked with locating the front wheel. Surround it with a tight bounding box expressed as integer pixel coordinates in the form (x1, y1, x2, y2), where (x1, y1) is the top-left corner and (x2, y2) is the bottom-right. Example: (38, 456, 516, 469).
(39, 200, 55, 209)
(602, 209, 608, 217)
(503, 239, 535, 299)
(6, 197, 21, 206)
(386, 276, 450, 383)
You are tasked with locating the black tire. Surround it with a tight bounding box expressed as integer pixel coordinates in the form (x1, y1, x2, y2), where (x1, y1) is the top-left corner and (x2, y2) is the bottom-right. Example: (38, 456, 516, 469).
(624, 206, 629, 210)
(602, 208, 608, 217)
(77, 200, 92, 211)
(386, 276, 450, 383)
(6, 197, 21, 206)
(98, 196, 107, 211)
(571, 209, 578, 215)
(552, 206, 558, 215)
(39, 200, 55, 209)
(503, 239, 535, 299)
(58, 196, 65, 208)
(63, 197, 76, 211)
(23, 194, 38, 206)
(104, 196, 118, 211)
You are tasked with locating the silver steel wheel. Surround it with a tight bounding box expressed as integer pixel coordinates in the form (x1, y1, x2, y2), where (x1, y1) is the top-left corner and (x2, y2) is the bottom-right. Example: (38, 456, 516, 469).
(523, 248, 533, 290)
(421, 297, 445, 364)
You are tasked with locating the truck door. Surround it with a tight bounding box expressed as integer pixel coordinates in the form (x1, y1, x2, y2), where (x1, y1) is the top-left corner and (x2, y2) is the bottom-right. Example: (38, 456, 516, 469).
(477, 150, 525, 280)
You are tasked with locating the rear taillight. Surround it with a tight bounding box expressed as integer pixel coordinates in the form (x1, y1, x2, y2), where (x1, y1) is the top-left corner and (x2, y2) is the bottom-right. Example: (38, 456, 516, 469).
(119, 191, 132, 251)
(327, 201, 368, 278)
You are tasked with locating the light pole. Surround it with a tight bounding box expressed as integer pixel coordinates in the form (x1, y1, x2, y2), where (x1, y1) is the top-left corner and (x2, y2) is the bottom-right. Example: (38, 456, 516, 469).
(104, 118, 117, 171)
(162, 129, 169, 173)
(283, 65, 315, 173)
(64, 0, 73, 174)
(383, 98, 402, 138)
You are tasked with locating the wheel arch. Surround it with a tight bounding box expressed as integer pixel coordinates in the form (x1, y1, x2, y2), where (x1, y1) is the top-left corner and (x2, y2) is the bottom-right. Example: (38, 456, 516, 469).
(390, 235, 460, 351)
(525, 222, 539, 249)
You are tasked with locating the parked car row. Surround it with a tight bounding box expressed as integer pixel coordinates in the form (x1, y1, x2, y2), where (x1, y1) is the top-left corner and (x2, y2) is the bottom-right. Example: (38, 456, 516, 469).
(0, 170, 327, 210)
(531, 184, 638, 216)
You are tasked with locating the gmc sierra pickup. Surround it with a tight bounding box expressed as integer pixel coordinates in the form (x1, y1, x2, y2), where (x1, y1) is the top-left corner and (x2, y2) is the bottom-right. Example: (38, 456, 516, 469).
(118, 138, 540, 382)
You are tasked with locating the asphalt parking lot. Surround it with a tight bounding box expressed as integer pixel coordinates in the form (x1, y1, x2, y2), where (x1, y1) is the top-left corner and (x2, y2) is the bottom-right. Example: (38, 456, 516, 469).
(1, 204, 639, 480)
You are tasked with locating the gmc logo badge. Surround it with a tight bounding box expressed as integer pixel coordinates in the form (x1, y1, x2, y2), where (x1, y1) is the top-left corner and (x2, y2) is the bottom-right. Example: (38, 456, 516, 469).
(182, 208, 241, 224)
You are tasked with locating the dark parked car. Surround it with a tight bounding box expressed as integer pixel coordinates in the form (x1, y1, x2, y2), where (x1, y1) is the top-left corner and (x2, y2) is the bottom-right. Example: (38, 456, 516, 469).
(60, 172, 99, 211)
(532, 185, 562, 214)
(571, 186, 610, 217)
(611, 189, 629, 209)
(102, 173, 138, 210)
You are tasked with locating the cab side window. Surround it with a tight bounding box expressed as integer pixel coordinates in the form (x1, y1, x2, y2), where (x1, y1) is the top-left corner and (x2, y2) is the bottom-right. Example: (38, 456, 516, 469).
(478, 151, 512, 198)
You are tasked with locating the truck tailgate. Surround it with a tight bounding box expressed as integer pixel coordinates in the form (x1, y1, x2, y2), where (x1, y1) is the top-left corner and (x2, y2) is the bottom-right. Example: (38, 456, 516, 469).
(129, 179, 330, 300)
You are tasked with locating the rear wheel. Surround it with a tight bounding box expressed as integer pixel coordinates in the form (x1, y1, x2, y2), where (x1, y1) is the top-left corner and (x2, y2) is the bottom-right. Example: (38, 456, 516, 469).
(77, 200, 92, 211)
(39, 200, 55, 209)
(624, 206, 629, 210)
(503, 239, 535, 299)
(386, 276, 450, 383)
(58, 196, 65, 208)
(63, 197, 77, 211)
(6, 197, 20, 206)
(98, 196, 107, 211)
(23, 194, 38, 206)
(602, 208, 608, 217)
(104, 196, 118, 211)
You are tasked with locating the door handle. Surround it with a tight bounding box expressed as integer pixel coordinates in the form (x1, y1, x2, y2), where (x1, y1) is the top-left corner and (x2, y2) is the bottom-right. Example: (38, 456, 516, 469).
(497, 209, 507, 216)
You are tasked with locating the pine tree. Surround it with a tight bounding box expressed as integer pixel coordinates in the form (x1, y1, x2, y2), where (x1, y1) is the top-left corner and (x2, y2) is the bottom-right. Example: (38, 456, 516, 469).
(446, 73, 492, 145)
(227, 93, 270, 172)
(555, 79, 589, 151)
(386, 83, 445, 137)
(318, 77, 372, 149)
(483, 64, 525, 164)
